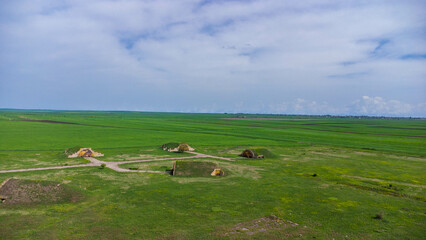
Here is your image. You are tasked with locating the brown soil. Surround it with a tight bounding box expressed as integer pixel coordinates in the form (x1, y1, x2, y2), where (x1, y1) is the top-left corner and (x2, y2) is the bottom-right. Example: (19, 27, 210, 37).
(0, 178, 83, 205)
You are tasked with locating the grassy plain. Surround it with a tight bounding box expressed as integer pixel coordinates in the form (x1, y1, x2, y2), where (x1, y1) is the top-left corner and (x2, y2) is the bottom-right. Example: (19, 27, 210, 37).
(0, 110, 425, 239)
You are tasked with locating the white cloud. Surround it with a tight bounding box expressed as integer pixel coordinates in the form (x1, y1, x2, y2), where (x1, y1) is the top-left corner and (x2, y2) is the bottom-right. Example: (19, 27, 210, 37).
(350, 96, 425, 117)
(266, 98, 340, 115)
(0, 0, 425, 116)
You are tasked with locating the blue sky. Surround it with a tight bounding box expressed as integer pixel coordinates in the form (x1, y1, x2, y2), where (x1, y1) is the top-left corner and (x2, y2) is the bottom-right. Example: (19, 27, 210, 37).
(0, 0, 425, 116)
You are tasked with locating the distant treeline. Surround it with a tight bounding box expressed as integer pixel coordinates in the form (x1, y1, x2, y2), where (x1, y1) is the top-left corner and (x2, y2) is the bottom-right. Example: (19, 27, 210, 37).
(226, 113, 425, 120)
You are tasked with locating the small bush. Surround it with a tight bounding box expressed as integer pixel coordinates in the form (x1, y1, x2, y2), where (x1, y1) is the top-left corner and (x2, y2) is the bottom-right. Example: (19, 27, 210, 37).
(383, 184, 402, 191)
(100, 163, 106, 169)
(373, 212, 384, 220)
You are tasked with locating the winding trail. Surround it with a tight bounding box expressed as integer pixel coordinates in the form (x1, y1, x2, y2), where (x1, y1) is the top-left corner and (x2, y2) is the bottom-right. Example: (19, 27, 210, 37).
(0, 152, 233, 174)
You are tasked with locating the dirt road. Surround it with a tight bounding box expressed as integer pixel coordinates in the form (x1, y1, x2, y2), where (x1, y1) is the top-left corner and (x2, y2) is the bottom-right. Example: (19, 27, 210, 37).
(0, 152, 233, 174)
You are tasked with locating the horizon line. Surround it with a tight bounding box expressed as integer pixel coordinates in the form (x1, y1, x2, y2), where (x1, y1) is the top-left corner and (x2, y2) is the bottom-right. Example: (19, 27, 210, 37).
(0, 108, 425, 119)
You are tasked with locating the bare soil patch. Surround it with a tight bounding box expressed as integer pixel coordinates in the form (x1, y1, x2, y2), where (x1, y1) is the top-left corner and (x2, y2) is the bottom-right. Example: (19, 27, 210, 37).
(0, 178, 83, 205)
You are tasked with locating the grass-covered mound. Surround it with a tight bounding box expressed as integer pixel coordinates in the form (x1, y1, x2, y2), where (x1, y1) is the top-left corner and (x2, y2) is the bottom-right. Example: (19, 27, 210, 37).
(65, 147, 104, 158)
(253, 148, 276, 158)
(0, 179, 84, 205)
(162, 142, 194, 152)
(239, 148, 276, 159)
(173, 161, 223, 177)
(64, 146, 82, 156)
(161, 142, 180, 149)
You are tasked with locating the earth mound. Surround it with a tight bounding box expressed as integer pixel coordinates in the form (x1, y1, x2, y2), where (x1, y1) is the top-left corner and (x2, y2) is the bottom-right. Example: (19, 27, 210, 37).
(239, 148, 275, 159)
(162, 142, 194, 152)
(66, 147, 104, 158)
(254, 148, 276, 158)
(172, 161, 224, 177)
(0, 178, 84, 205)
(64, 146, 82, 156)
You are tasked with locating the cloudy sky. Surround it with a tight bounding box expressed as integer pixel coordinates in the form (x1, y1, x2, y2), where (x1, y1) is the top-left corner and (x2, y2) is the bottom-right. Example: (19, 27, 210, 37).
(1, 0, 425, 116)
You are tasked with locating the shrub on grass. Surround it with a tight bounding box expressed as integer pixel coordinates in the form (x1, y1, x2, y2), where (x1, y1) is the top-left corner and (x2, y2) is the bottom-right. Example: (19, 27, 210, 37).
(373, 212, 384, 220)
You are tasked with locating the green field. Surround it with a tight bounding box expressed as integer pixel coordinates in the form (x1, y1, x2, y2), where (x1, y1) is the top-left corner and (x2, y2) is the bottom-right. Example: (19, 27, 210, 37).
(0, 110, 425, 239)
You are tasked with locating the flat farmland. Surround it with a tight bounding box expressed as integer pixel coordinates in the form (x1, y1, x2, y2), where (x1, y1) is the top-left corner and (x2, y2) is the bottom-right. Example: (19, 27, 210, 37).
(0, 110, 425, 239)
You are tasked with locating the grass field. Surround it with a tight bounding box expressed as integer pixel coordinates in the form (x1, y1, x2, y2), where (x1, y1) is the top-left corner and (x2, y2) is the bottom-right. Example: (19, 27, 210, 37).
(0, 110, 425, 239)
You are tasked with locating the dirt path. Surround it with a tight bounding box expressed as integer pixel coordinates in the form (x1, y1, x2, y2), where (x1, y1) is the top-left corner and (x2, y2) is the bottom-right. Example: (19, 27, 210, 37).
(0, 152, 233, 174)
(0, 163, 97, 174)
